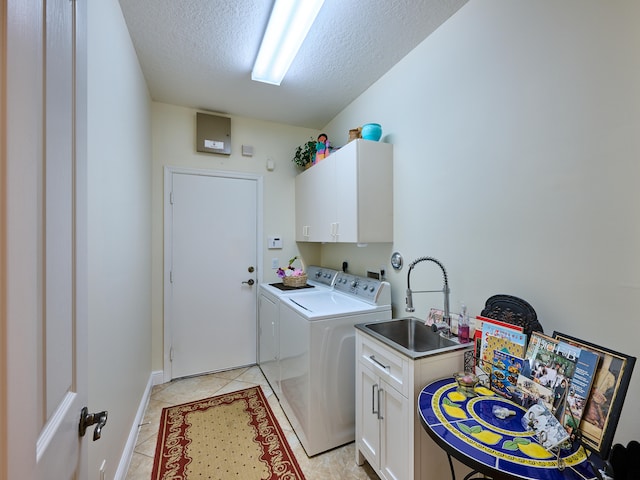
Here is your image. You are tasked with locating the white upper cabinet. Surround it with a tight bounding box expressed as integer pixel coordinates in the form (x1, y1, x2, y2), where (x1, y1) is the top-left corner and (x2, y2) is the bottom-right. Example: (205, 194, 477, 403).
(295, 139, 393, 243)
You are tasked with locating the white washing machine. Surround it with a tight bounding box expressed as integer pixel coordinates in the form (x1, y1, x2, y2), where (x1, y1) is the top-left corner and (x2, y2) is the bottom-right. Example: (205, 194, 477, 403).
(258, 266, 338, 396)
(278, 272, 391, 456)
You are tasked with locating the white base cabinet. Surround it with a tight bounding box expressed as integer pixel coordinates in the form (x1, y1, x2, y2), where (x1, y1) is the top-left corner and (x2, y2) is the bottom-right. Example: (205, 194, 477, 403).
(358, 352, 410, 480)
(295, 139, 393, 243)
(355, 330, 473, 480)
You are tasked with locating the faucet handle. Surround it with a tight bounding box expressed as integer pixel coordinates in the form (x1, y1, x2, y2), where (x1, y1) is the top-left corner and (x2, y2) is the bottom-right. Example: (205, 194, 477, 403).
(432, 321, 451, 336)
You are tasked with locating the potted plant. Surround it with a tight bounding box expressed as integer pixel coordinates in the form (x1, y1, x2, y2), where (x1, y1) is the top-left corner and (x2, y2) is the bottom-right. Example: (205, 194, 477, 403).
(292, 138, 316, 168)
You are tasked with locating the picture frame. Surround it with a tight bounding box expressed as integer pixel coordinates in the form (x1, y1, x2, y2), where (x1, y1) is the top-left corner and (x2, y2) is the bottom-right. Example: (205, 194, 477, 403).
(552, 331, 636, 459)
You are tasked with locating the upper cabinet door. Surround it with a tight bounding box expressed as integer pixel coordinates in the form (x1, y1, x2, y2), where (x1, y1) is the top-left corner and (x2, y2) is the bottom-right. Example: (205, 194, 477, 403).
(295, 139, 393, 243)
(295, 156, 335, 242)
(352, 140, 394, 243)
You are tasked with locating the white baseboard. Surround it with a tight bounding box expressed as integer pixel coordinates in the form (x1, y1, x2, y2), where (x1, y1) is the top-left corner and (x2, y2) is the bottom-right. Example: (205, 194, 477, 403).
(151, 370, 164, 387)
(114, 370, 164, 480)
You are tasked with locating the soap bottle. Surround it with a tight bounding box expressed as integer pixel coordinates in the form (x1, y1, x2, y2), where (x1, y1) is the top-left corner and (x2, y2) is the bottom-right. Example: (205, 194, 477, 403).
(458, 304, 470, 343)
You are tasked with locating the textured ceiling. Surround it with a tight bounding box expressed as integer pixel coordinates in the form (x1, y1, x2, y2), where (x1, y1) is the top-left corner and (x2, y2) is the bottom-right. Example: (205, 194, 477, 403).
(119, 0, 468, 129)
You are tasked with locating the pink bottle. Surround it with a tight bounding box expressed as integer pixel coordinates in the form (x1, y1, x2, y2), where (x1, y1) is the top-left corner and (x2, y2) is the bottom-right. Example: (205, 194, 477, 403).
(458, 304, 470, 343)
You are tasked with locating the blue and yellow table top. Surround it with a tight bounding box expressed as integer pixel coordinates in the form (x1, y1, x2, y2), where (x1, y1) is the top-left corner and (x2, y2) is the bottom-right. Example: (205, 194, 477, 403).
(418, 377, 600, 480)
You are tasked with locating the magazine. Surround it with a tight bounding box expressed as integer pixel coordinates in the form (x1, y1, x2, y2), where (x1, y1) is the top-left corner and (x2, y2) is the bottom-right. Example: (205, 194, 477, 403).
(555, 347, 599, 436)
(491, 350, 524, 399)
(476, 316, 527, 375)
(515, 333, 582, 415)
(476, 315, 524, 333)
(472, 316, 519, 371)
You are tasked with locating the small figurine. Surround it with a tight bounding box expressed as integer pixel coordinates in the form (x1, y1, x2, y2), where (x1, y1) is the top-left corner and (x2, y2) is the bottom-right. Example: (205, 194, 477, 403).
(315, 133, 329, 163)
(492, 405, 516, 419)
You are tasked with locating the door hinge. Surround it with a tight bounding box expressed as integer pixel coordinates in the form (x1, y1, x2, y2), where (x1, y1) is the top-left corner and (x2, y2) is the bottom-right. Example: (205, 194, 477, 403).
(170, 270, 173, 283)
(170, 346, 174, 362)
(170, 191, 174, 204)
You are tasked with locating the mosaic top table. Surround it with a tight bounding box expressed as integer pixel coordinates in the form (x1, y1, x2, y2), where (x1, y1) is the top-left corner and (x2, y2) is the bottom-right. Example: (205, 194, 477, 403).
(418, 377, 601, 480)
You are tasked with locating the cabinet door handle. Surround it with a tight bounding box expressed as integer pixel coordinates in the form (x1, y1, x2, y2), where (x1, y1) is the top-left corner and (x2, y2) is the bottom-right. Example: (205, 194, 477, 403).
(371, 384, 379, 415)
(377, 387, 384, 420)
(369, 355, 390, 370)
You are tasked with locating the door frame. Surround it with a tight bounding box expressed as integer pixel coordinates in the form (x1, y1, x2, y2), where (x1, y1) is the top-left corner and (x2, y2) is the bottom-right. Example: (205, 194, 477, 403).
(163, 166, 263, 383)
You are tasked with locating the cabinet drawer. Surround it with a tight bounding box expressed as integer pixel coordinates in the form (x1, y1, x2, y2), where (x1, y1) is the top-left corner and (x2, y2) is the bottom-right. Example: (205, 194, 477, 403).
(358, 334, 409, 397)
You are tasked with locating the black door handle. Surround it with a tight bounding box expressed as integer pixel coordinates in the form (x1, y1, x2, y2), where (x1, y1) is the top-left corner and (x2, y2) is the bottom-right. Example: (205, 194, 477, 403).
(79, 407, 108, 441)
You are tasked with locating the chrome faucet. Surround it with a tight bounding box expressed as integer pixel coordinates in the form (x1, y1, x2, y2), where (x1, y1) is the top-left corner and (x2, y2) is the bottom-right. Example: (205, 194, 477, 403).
(405, 256, 451, 335)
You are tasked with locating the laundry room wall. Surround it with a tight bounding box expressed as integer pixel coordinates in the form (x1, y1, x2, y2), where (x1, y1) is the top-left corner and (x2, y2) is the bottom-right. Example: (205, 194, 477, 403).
(322, 0, 640, 446)
(150, 102, 321, 371)
(87, 0, 152, 477)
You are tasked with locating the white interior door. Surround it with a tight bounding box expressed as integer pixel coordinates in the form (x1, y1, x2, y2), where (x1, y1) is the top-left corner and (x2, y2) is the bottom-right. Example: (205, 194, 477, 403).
(2, 0, 89, 478)
(167, 171, 259, 379)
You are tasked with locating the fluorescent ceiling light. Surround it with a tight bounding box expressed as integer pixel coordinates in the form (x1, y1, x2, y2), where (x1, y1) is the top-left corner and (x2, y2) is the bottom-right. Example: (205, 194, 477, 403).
(252, 0, 325, 86)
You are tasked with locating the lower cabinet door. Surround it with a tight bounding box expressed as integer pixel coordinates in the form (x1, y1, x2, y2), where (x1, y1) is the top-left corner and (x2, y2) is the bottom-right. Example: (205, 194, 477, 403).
(380, 380, 410, 480)
(357, 364, 381, 467)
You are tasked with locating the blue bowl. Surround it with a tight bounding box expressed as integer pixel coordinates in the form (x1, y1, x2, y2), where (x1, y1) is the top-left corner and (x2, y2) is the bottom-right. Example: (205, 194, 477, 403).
(361, 123, 382, 141)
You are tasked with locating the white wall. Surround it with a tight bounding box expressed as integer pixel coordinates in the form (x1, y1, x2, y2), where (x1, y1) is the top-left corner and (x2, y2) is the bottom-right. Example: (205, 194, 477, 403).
(87, 0, 152, 477)
(150, 103, 320, 370)
(323, 0, 640, 445)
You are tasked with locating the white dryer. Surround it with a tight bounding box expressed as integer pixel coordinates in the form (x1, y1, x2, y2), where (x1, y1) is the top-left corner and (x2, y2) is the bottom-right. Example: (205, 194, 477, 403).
(258, 266, 338, 395)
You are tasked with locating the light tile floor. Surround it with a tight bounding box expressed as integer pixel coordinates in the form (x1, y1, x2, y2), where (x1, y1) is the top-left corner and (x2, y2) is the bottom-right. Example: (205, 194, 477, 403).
(125, 366, 379, 480)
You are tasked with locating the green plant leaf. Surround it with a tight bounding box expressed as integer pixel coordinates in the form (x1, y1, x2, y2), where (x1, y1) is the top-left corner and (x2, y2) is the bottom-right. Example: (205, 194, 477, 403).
(292, 137, 317, 167)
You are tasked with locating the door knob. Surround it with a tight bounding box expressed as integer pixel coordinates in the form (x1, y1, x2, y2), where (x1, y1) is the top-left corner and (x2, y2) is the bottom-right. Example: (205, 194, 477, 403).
(79, 407, 108, 441)
(242, 279, 255, 286)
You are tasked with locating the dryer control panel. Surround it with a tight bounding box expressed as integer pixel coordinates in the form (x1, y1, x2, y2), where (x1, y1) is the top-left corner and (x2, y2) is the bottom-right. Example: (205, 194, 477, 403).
(334, 273, 391, 305)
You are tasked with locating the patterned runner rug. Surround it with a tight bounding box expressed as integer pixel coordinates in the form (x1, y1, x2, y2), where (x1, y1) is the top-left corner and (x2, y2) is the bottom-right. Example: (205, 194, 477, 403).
(151, 386, 306, 480)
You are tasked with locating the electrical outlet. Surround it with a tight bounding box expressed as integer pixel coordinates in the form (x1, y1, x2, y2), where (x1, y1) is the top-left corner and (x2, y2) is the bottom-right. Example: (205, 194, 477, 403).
(272, 258, 279, 269)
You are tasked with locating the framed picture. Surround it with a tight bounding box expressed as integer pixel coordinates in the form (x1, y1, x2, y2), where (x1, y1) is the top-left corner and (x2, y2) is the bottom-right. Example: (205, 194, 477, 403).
(552, 331, 636, 458)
